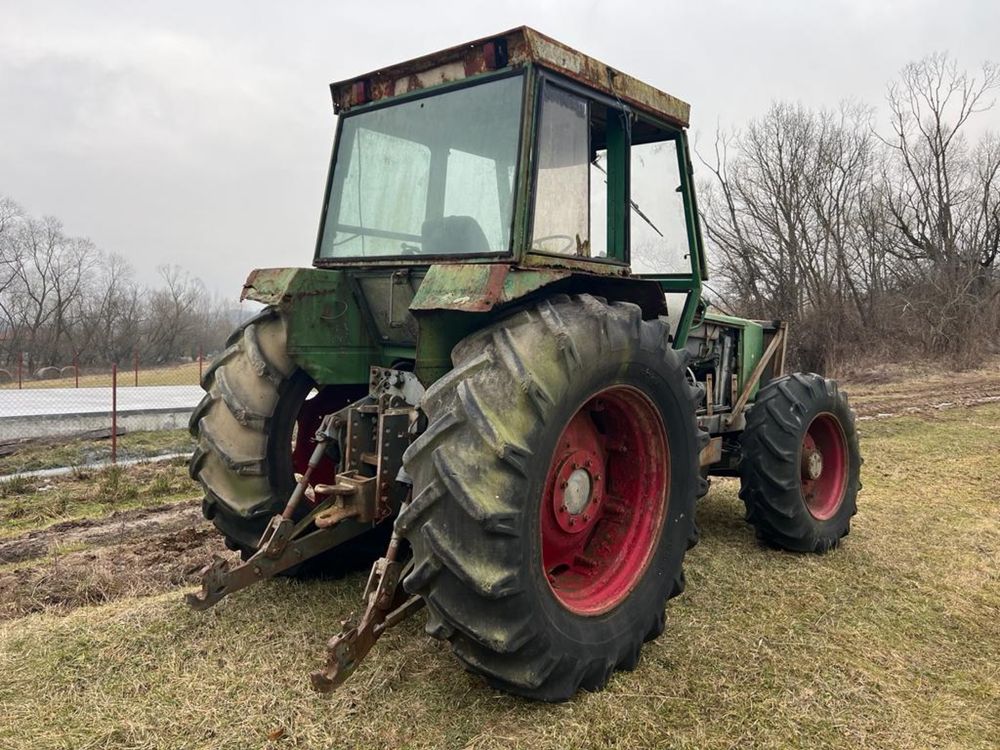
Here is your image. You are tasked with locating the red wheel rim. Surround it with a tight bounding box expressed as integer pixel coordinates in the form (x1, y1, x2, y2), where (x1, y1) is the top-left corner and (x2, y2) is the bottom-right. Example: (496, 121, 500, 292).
(801, 412, 848, 520)
(290, 386, 342, 490)
(540, 386, 669, 615)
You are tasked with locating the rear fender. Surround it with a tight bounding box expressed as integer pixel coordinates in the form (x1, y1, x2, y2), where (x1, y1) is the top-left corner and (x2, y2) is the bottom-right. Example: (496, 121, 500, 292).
(242, 267, 380, 385)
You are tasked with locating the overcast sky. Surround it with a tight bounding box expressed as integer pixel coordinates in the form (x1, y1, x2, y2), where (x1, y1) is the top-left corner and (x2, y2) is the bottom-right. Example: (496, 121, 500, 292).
(2, 0, 998, 299)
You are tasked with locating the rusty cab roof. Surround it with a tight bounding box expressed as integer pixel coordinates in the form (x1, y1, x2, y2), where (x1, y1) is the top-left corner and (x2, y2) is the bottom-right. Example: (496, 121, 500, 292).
(329, 26, 690, 129)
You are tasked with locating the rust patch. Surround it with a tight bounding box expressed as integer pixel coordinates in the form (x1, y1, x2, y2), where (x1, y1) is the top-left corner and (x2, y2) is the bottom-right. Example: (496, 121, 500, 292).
(329, 27, 690, 127)
(409, 263, 570, 313)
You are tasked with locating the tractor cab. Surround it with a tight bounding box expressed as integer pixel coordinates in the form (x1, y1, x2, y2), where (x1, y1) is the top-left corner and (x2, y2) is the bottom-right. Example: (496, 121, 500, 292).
(312, 27, 706, 345)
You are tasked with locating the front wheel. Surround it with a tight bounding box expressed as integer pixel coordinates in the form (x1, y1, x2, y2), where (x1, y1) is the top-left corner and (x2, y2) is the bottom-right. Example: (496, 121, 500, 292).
(397, 295, 707, 701)
(739, 372, 861, 552)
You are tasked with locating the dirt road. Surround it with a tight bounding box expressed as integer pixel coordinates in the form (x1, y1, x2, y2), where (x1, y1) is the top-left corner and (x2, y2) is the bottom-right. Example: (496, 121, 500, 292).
(842, 361, 1000, 419)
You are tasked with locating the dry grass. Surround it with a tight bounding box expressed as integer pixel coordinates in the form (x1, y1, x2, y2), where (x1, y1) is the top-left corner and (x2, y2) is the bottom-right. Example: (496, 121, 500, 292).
(0, 458, 194, 537)
(0, 404, 997, 749)
(0, 361, 205, 390)
(0, 429, 195, 475)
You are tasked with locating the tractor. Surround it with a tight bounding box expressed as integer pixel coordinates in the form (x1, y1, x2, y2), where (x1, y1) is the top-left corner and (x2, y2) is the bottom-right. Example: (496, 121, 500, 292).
(186, 27, 862, 702)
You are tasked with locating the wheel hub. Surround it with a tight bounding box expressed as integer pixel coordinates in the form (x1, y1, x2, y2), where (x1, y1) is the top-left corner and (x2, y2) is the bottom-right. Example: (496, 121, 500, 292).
(540, 386, 669, 616)
(551, 449, 603, 533)
(801, 447, 823, 480)
(564, 469, 593, 514)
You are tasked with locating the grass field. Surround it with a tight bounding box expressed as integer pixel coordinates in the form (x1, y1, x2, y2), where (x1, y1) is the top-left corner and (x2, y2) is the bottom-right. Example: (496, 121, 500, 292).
(0, 380, 997, 748)
(0, 361, 205, 390)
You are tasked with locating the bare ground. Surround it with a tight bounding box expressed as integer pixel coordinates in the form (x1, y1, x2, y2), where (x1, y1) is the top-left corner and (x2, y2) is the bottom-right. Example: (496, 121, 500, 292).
(0, 500, 232, 620)
(843, 361, 1000, 419)
(0, 500, 205, 565)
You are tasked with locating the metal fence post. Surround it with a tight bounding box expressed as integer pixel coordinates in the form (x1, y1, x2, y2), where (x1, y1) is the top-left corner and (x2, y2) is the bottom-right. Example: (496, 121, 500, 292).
(74, 353, 79, 388)
(111, 363, 118, 464)
(134, 350, 139, 387)
(17, 351, 22, 389)
(198, 345, 203, 382)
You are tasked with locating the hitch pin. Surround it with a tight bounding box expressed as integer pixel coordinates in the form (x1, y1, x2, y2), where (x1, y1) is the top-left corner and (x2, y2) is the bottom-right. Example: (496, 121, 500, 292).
(281, 414, 338, 520)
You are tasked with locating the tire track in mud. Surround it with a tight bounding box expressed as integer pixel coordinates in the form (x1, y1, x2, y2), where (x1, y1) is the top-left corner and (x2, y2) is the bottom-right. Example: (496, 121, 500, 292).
(0, 500, 234, 620)
(845, 373, 1000, 420)
(0, 500, 206, 565)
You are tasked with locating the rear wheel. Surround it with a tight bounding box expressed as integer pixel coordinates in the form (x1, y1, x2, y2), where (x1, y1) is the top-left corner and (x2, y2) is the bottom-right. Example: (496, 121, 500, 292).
(398, 295, 707, 701)
(189, 307, 384, 572)
(739, 372, 861, 552)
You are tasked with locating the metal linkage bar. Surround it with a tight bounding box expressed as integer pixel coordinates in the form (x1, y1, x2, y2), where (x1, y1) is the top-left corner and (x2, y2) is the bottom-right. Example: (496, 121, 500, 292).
(310, 495, 424, 692)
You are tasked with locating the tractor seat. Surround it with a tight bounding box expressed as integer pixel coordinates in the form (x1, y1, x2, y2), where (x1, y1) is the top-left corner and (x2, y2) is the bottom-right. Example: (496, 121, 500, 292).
(421, 216, 490, 254)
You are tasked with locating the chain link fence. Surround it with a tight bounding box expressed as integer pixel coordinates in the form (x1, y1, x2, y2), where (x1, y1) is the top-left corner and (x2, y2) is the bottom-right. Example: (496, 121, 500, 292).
(0, 351, 209, 474)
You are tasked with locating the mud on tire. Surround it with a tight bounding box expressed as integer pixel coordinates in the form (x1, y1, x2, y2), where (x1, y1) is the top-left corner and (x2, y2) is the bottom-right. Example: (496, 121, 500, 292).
(398, 294, 708, 701)
(188, 307, 383, 571)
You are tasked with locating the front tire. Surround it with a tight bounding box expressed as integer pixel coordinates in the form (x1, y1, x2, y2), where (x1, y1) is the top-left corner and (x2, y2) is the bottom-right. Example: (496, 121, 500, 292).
(739, 372, 861, 553)
(398, 295, 707, 701)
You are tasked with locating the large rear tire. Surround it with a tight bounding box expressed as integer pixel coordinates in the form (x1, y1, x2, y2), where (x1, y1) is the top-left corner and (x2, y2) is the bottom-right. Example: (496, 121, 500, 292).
(189, 307, 383, 570)
(739, 372, 861, 553)
(398, 295, 707, 701)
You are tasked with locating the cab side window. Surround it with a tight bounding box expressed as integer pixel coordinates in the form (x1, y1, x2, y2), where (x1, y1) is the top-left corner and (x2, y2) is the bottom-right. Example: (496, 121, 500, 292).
(530, 80, 693, 273)
(531, 86, 590, 256)
(629, 134, 690, 274)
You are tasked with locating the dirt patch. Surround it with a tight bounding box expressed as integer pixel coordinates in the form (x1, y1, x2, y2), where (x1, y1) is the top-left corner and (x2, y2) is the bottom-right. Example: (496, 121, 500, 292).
(0, 516, 233, 620)
(841, 364, 1000, 419)
(0, 499, 206, 565)
(0, 498, 235, 620)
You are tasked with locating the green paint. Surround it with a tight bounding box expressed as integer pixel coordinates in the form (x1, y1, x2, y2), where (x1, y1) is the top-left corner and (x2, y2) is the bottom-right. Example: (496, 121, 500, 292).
(666, 131, 706, 348)
(410, 263, 569, 312)
(679, 131, 709, 282)
(413, 311, 483, 384)
(606, 112, 628, 261)
(703, 312, 764, 399)
(242, 267, 384, 384)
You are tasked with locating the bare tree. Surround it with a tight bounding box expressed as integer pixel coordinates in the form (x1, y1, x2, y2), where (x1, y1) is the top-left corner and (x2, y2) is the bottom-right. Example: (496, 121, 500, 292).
(880, 53, 1000, 358)
(0, 198, 26, 358)
(882, 53, 1000, 269)
(698, 102, 883, 370)
(0, 195, 234, 369)
(143, 265, 206, 362)
(698, 53, 1000, 371)
(76, 252, 143, 363)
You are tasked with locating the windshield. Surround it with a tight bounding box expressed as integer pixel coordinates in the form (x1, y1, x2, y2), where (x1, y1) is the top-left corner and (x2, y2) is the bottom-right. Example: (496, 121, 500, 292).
(318, 75, 524, 259)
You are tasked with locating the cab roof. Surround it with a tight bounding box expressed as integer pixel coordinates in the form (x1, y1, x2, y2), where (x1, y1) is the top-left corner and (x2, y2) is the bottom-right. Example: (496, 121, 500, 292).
(329, 26, 690, 128)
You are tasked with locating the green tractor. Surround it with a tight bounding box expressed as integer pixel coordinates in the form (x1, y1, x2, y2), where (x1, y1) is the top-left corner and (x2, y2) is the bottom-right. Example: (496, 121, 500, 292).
(186, 28, 862, 702)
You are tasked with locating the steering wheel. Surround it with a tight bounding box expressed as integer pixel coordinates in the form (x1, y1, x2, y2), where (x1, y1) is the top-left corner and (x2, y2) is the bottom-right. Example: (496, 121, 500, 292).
(531, 234, 575, 254)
